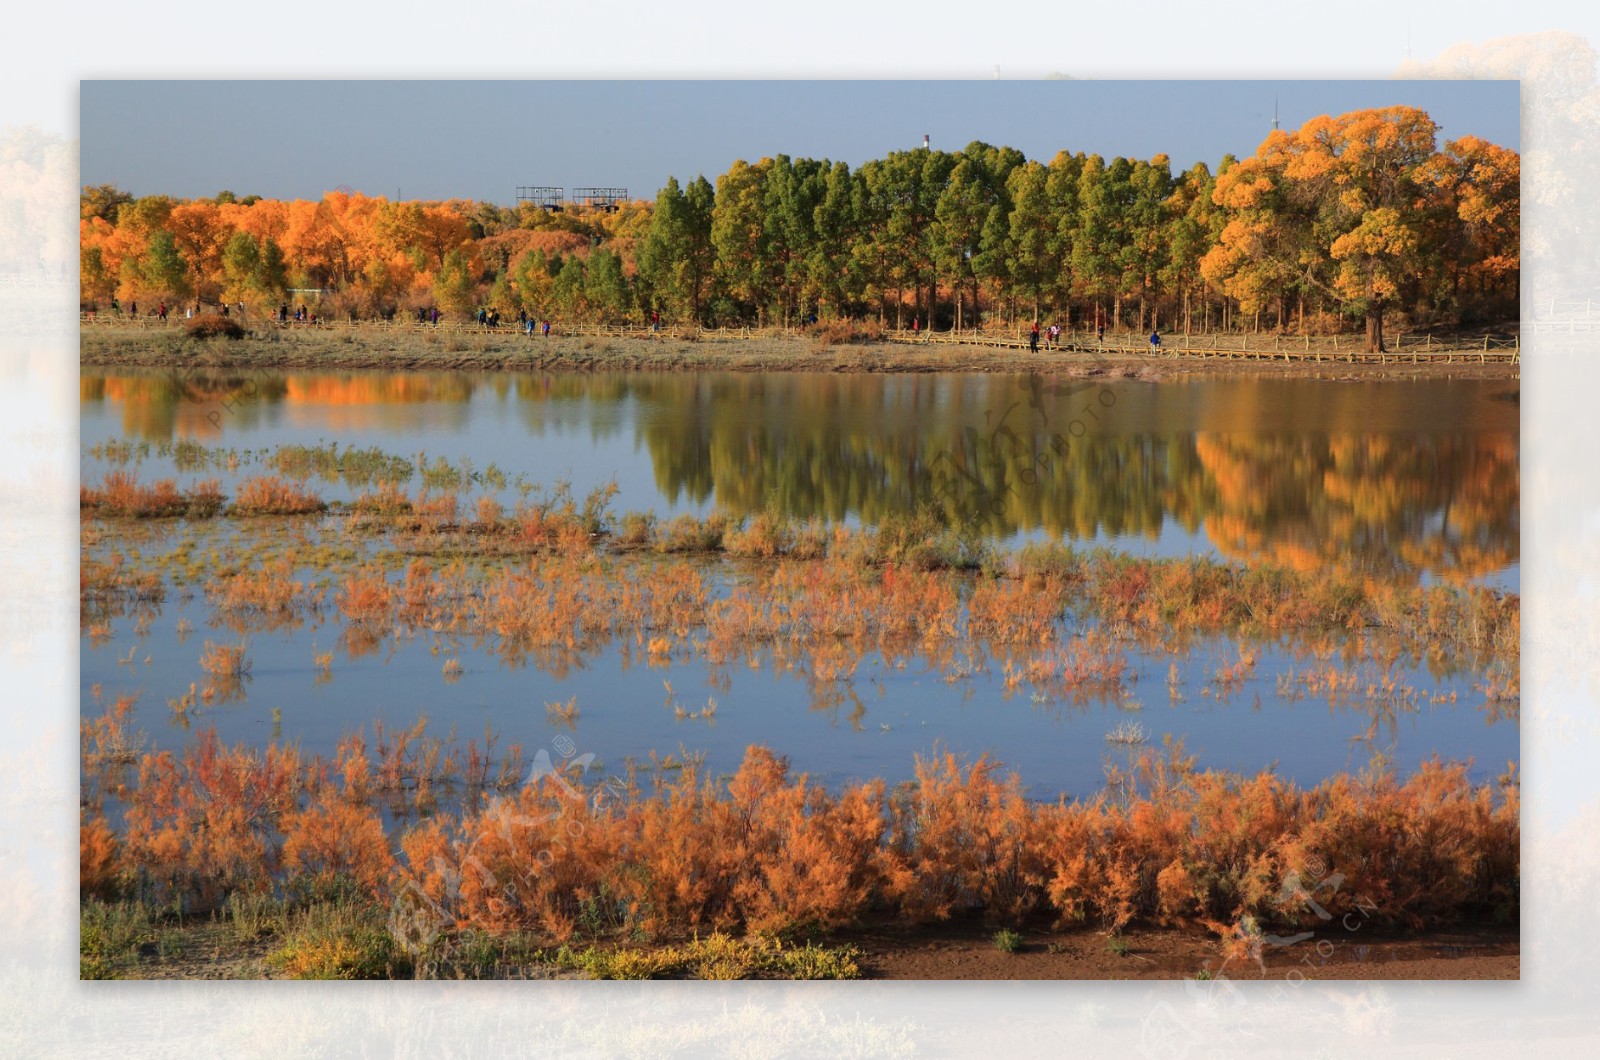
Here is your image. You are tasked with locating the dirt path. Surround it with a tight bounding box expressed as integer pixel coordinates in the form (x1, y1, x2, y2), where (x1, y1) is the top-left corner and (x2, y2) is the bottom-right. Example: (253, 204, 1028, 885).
(845, 921, 1518, 980)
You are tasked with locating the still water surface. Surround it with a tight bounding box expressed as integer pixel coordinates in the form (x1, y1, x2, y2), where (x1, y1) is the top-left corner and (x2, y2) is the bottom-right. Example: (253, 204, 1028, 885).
(82, 370, 1520, 586)
(80, 370, 1519, 797)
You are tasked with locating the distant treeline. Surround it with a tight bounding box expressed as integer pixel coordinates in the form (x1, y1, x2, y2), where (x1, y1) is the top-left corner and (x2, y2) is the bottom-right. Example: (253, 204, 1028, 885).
(81, 106, 1517, 351)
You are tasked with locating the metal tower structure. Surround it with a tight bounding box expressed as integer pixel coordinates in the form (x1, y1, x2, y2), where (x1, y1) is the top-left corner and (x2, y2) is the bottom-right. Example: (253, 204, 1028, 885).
(573, 187, 628, 213)
(516, 187, 566, 212)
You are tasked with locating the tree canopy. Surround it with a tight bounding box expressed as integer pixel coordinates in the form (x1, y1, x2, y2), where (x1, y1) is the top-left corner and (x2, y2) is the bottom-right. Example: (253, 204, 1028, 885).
(81, 107, 1518, 348)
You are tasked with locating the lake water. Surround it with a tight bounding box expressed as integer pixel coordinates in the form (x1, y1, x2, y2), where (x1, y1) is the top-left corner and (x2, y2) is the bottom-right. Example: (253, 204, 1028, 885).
(80, 370, 1519, 800)
(81, 370, 1520, 587)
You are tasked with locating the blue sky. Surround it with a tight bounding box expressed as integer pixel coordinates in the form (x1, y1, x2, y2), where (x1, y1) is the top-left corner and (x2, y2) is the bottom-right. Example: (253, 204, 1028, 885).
(79, 80, 1519, 205)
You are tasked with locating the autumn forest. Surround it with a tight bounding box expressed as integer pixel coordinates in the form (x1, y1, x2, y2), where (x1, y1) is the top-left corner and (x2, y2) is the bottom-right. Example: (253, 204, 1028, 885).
(80, 106, 1518, 352)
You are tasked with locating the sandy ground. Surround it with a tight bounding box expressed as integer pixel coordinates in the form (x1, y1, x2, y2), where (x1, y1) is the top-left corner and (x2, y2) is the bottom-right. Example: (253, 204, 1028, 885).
(846, 921, 1519, 981)
(80, 326, 1520, 380)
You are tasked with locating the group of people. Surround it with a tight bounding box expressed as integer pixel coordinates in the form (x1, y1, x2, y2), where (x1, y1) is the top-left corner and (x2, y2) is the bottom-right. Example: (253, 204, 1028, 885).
(90, 298, 248, 322)
(1025, 320, 1164, 352)
(1026, 321, 1071, 352)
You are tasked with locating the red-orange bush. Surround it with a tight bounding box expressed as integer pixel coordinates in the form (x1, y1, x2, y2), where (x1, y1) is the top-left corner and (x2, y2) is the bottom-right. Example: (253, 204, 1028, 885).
(281, 793, 394, 897)
(886, 752, 1048, 924)
(232, 475, 326, 516)
(119, 730, 308, 911)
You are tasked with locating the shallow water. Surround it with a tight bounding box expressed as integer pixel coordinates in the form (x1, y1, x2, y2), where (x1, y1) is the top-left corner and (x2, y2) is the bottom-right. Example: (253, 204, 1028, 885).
(80, 369, 1519, 800)
(81, 582, 1504, 807)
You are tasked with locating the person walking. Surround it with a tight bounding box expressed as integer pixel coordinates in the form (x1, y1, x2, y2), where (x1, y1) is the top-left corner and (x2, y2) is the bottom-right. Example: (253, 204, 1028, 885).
(1149, 329, 1162, 351)
(1029, 320, 1040, 354)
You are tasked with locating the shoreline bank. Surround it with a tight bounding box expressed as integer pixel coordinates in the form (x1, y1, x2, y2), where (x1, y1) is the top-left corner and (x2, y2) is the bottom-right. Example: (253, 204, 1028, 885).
(81, 326, 1521, 379)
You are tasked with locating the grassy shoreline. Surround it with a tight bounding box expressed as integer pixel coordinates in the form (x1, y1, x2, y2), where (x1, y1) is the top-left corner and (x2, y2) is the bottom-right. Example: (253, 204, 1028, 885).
(80, 324, 1520, 379)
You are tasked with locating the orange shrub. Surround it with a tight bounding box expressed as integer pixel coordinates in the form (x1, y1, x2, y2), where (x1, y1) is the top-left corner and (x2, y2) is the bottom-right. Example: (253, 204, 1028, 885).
(337, 566, 396, 626)
(80, 811, 120, 900)
(413, 490, 458, 531)
(353, 482, 413, 516)
(207, 559, 303, 616)
(281, 794, 394, 897)
(120, 730, 307, 910)
(80, 470, 197, 518)
(232, 475, 326, 516)
(722, 748, 892, 935)
(887, 752, 1049, 925)
(199, 641, 250, 677)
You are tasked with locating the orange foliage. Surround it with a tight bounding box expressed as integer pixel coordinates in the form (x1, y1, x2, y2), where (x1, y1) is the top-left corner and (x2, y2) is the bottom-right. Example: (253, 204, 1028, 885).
(281, 794, 394, 897)
(120, 730, 308, 910)
(232, 475, 326, 516)
(90, 721, 1518, 940)
(888, 752, 1047, 923)
(80, 811, 120, 900)
(80, 470, 219, 518)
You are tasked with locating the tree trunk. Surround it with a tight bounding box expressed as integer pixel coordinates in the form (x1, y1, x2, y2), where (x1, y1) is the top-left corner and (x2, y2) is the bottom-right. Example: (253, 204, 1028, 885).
(1366, 304, 1386, 352)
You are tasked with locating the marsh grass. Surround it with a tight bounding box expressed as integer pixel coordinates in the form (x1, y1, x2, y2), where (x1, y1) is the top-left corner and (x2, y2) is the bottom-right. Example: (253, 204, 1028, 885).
(552, 932, 862, 980)
(80, 899, 157, 978)
(268, 897, 410, 979)
(80, 456, 1520, 964)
